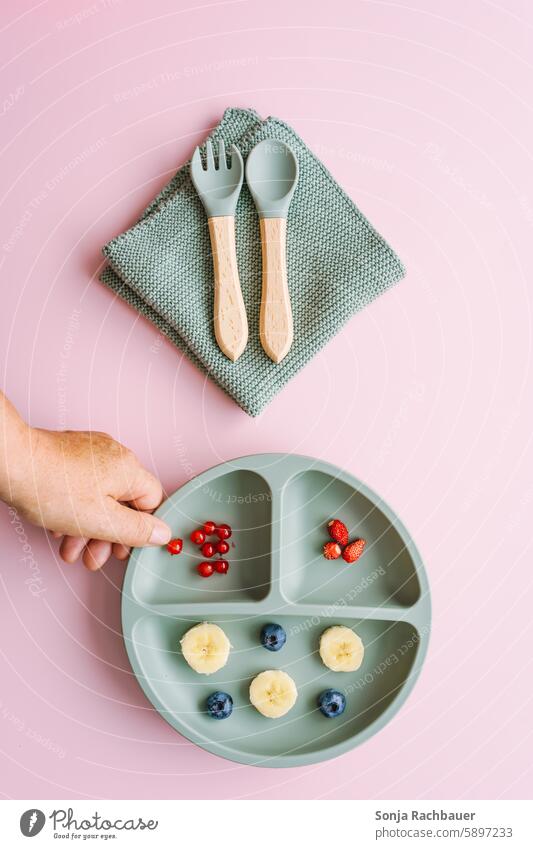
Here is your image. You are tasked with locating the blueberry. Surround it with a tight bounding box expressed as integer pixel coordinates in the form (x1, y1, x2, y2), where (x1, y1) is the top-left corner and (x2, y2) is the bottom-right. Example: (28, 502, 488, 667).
(260, 623, 287, 652)
(318, 689, 346, 718)
(206, 691, 233, 719)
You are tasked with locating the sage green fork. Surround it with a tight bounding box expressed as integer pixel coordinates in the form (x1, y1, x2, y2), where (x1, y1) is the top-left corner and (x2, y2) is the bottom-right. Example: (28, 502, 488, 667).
(191, 140, 248, 362)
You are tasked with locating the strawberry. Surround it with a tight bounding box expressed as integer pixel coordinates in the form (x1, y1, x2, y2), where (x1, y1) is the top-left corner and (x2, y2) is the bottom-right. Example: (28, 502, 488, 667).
(342, 539, 366, 564)
(323, 541, 342, 560)
(327, 519, 349, 547)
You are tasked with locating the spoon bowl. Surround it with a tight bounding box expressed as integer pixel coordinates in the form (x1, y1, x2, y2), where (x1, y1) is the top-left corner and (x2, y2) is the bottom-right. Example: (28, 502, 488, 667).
(245, 140, 298, 218)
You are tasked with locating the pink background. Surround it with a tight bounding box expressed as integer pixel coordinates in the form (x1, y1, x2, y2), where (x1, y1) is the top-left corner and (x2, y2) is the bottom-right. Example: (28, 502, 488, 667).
(0, 0, 532, 800)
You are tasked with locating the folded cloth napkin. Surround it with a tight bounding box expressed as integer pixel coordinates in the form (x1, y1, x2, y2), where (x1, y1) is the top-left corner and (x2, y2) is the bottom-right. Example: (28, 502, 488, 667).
(101, 107, 405, 416)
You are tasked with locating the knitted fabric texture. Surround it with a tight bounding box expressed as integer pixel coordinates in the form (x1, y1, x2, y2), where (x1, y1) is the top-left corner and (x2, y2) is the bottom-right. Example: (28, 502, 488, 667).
(101, 108, 405, 416)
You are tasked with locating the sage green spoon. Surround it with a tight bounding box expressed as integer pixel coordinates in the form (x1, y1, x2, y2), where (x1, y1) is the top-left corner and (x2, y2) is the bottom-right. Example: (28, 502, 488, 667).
(246, 140, 299, 364)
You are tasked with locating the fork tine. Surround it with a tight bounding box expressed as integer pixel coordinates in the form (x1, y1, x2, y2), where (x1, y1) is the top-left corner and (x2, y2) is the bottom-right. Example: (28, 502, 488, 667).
(206, 139, 215, 171)
(228, 144, 243, 173)
(218, 138, 226, 169)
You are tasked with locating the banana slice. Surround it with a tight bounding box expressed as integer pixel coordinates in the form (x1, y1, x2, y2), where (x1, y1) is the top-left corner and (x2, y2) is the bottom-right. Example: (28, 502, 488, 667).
(180, 622, 230, 675)
(319, 625, 364, 672)
(249, 670, 298, 718)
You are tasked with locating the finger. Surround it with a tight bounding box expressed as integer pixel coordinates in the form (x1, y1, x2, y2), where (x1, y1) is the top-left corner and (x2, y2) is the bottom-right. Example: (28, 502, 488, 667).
(115, 462, 164, 513)
(105, 499, 171, 548)
(83, 539, 113, 571)
(51, 531, 62, 539)
(112, 542, 130, 561)
(59, 535, 88, 564)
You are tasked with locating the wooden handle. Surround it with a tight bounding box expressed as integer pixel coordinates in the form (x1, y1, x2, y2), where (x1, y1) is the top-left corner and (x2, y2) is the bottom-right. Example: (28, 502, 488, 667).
(259, 217, 293, 364)
(208, 216, 248, 362)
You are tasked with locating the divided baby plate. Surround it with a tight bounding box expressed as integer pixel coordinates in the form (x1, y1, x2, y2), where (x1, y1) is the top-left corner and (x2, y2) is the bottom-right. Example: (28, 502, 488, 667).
(122, 454, 431, 768)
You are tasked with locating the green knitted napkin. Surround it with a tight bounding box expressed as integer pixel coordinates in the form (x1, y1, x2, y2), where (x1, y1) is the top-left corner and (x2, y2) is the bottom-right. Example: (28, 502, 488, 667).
(101, 107, 404, 416)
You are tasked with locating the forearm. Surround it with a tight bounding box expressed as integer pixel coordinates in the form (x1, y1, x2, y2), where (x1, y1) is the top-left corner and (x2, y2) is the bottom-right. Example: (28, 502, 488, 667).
(0, 391, 33, 507)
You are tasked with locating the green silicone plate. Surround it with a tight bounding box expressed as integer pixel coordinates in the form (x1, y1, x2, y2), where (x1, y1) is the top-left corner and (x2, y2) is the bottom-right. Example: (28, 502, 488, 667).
(122, 454, 431, 767)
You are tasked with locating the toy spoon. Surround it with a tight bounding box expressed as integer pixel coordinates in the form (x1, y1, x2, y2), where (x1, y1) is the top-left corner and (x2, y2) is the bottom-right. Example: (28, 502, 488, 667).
(246, 139, 299, 364)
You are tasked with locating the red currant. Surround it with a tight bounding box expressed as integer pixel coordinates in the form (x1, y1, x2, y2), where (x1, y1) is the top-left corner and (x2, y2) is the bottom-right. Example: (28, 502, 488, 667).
(197, 561, 214, 578)
(190, 528, 206, 545)
(215, 559, 229, 574)
(166, 538, 183, 555)
(201, 541, 215, 558)
(203, 520, 216, 535)
(216, 540, 229, 555)
(216, 523, 232, 540)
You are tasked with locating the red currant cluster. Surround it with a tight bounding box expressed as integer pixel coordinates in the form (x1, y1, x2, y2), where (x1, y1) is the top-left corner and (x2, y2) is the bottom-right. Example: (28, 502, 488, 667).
(166, 521, 233, 578)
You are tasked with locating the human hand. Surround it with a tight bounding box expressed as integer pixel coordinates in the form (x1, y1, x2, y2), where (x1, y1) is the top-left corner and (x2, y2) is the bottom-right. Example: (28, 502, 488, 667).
(6, 426, 171, 571)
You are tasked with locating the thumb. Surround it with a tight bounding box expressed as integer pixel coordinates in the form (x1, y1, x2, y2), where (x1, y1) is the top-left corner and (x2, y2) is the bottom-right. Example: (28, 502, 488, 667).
(106, 500, 171, 548)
